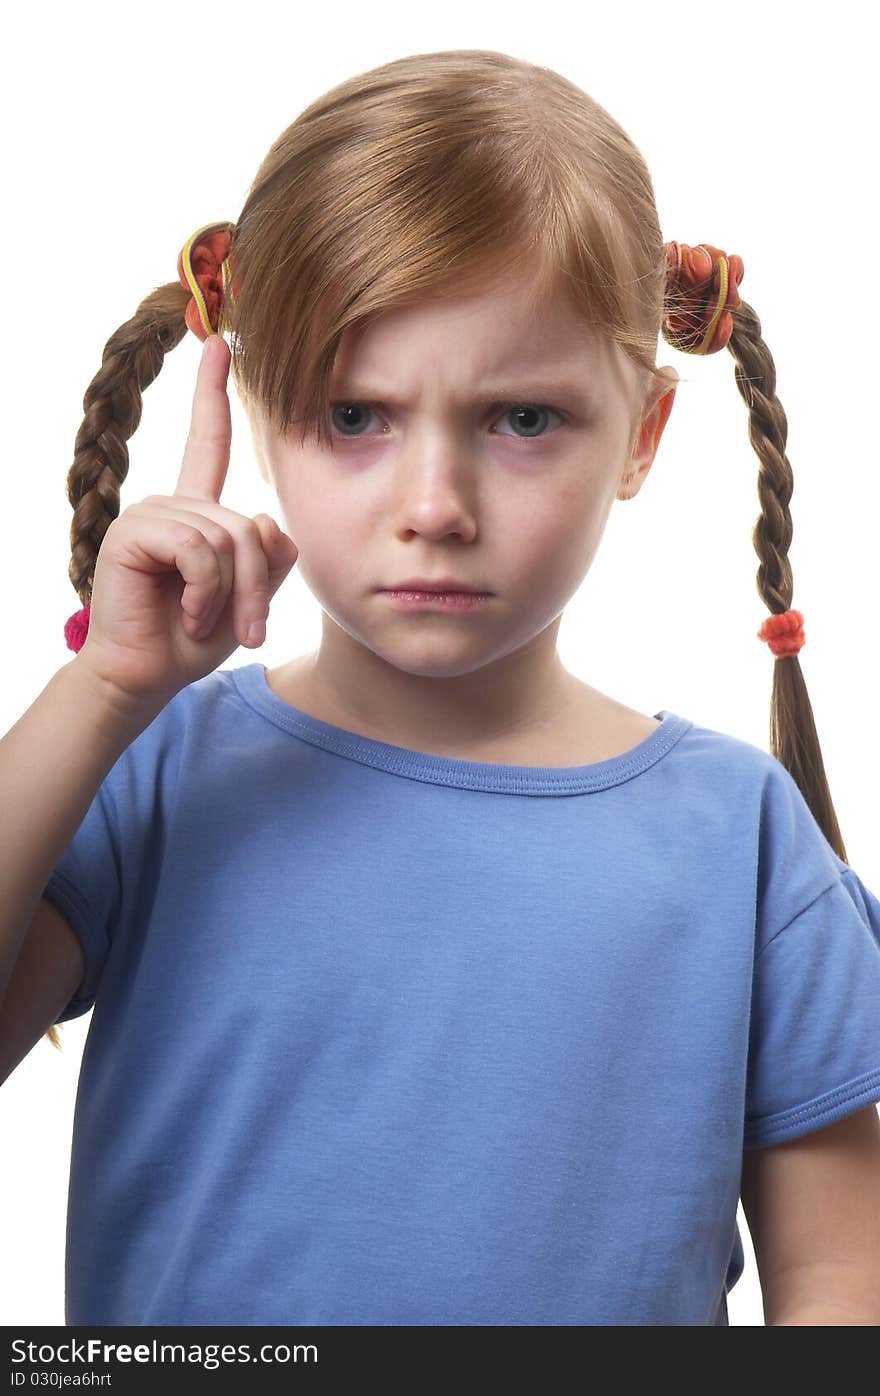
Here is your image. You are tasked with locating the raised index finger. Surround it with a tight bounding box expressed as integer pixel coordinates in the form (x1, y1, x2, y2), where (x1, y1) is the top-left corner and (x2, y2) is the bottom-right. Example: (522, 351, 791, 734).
(175, 334, 232, 502)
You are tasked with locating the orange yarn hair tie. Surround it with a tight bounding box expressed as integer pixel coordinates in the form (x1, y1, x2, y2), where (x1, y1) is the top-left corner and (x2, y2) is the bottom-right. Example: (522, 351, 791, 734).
(176, 220, 238, 341)
(757, 609, 806, 658)
(662, 241, 744, 356)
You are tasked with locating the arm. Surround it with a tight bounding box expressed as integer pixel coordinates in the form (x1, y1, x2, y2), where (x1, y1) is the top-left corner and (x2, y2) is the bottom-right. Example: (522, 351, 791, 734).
(0, 656, 162, 1003)
(741, 1104, 880, 1325)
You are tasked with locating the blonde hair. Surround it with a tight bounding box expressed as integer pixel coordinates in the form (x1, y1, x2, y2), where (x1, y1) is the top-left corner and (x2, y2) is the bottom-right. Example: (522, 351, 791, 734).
(55, 48, 845, 1053)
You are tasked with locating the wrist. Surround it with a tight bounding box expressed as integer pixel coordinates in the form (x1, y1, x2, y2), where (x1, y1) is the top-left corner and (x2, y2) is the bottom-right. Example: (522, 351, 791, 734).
(63, 654, 166, 743)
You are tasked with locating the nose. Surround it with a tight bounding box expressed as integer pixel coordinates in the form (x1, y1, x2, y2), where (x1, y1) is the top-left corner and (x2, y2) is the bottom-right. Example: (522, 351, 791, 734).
(388, 432, 480, 541)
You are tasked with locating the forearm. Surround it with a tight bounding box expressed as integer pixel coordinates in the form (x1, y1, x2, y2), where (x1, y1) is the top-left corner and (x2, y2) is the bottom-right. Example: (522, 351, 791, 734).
(0, 656, 160, 1000)
(771, 1300, 879, 1325)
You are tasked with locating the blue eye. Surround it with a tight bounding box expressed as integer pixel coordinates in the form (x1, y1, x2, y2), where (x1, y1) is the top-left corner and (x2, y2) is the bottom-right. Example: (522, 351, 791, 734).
(329, 403, 384, 437)
(492, 403, 564, 439)
(328, 401, 565, 440)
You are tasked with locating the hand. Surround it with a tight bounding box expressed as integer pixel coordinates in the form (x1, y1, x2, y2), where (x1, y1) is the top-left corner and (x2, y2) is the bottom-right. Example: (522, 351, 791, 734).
(75, 334, 299, 713)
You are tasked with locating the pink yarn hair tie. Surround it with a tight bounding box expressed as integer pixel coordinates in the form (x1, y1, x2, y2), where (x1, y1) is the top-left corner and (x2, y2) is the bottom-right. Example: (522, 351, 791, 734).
(757, 608, 806, 658)
(65, 604, 91, 654)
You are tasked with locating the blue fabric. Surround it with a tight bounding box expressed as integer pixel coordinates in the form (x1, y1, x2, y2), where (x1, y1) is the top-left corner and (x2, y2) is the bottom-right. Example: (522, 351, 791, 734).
(44, 662, 880, 1326)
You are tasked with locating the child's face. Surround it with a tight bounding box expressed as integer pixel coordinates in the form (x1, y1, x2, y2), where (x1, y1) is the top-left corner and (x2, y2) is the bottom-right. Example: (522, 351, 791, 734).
(242, 271, 677, 684)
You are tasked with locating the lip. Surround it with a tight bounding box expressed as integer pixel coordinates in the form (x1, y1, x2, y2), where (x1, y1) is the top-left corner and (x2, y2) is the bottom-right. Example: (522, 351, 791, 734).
(381, 577, 489, 594)
(381, 590, 491, 612)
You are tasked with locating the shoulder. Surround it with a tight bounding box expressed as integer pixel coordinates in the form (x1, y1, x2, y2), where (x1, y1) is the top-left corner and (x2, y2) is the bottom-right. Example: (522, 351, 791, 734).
(659, 711, 781, 804)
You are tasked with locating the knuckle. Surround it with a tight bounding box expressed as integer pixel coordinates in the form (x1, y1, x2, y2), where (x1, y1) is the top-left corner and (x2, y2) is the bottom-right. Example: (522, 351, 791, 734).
(193, 513, 229, 550)
(109, 509, 134, 536)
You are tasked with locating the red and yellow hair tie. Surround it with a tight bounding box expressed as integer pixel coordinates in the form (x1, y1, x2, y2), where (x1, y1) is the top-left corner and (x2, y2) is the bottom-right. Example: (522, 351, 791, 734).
(176, 220, 238, 340)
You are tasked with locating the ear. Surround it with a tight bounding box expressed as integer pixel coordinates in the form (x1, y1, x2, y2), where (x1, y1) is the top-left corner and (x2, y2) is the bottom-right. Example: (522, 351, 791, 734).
(616, 367, 679, 501)
(235, 382, 272, 486)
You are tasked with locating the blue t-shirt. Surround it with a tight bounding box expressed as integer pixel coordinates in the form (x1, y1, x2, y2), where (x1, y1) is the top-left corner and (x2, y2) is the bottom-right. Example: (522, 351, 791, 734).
(44, 662, 880, 1326)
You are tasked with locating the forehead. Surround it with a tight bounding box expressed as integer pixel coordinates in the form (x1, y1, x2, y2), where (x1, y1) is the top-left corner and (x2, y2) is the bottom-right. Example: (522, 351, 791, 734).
(331, 271, 631, 403)
(243, 276, 651, 457)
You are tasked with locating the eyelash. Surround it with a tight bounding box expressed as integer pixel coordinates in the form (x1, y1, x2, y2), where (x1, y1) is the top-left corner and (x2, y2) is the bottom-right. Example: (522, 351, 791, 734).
(328, 400, 568, 441)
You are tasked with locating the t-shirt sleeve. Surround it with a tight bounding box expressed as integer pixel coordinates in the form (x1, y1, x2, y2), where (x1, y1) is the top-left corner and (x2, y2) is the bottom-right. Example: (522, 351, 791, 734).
(744, 759, 880, 1149)
(42, 771, 124, 1023)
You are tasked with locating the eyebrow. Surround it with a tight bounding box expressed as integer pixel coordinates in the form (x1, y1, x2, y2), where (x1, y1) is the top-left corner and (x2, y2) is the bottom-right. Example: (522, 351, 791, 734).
(328, 378, 592, 404)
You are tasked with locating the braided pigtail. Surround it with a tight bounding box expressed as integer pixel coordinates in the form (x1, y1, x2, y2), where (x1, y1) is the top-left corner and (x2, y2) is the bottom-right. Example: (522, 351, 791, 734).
(727, 302, 846, 860)
(66, 282, 192, 620)
(663, 241, 847, 865)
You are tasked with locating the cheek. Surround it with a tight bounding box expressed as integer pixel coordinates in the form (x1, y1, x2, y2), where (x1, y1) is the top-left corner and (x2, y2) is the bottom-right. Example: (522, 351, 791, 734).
(506, 486, 605, 570)
(277, 493, 366, 593)
(277, 485, 345, 547)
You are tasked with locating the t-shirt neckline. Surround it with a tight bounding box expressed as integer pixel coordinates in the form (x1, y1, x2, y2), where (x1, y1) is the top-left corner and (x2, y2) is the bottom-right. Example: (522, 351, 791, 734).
(226, 662, 693, 795)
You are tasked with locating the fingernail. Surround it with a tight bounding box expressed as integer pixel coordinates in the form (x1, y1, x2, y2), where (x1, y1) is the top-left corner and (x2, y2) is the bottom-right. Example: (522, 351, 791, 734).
(247, 620, 266, 646)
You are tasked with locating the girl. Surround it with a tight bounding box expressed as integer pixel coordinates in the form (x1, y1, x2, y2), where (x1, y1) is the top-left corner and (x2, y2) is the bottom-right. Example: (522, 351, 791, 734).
(2, 48, 880, 1326)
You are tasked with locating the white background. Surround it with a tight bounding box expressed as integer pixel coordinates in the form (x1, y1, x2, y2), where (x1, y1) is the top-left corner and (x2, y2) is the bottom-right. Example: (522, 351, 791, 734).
(1, 0, 877, 1328)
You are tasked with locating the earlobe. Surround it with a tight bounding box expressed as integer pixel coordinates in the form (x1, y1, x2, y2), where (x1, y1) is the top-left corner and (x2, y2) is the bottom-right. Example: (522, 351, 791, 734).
(253, 435, 271, 486)
(244, 415, 267, 482)
(247, 421, 271, 486)
(237, 390, 272, 486)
